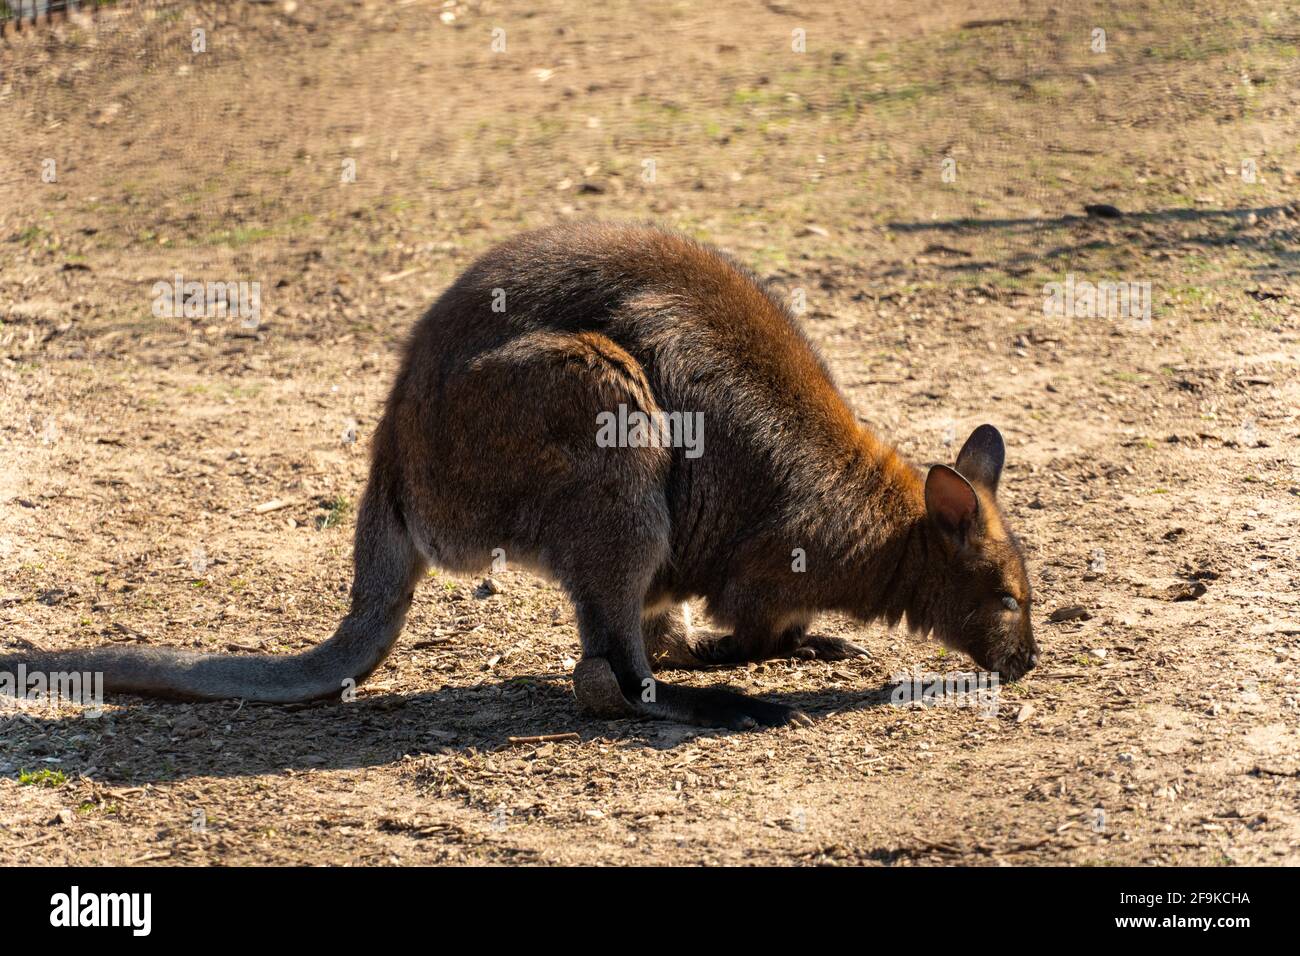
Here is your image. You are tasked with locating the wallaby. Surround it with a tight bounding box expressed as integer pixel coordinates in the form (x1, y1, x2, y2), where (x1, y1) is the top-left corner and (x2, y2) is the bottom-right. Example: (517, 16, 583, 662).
(1, 222, 1037, 729)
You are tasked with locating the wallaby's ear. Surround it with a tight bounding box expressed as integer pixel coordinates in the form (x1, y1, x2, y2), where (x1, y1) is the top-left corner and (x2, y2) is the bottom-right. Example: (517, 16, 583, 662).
(955, 423, 1005, 493)
(925, 464, 980, 549)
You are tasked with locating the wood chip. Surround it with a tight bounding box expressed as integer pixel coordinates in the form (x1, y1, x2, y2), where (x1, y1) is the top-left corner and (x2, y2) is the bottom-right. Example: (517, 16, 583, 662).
(1049, 605, 1092, 623)
(128, 850, 174, 864)
(379, 268, 424, 284)
(10, 833, 55, 850)
(1167, 581, 1207, 602)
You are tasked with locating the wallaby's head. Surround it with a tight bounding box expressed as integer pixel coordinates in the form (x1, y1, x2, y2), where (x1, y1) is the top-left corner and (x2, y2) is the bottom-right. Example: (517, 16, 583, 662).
(920, 424, 1037, 681)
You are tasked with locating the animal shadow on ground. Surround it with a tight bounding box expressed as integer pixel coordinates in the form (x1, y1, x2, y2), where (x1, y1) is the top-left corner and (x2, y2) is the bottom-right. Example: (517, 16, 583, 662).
(3, 676, 905, 786)
(888, 203, 1299, 280)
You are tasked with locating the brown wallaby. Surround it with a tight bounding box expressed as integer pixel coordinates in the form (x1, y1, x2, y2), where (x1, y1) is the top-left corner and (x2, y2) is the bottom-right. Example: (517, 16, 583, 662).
(1, 222, 1037, 729)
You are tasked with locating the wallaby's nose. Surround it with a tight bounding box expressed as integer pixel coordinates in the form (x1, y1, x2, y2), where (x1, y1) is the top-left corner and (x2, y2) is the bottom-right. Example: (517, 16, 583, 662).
(1028, 652, 1039, 669)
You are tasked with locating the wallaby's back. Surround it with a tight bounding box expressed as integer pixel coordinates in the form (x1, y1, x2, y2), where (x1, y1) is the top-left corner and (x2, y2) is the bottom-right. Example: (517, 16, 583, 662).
(389, 223, 909, 591)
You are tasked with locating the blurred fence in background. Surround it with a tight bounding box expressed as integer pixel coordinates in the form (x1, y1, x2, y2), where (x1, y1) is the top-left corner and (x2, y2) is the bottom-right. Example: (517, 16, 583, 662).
(3, 2, 115, 35)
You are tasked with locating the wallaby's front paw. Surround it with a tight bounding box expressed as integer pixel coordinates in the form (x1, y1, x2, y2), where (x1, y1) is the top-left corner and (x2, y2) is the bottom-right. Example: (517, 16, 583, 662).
(793, 634, 870, 661)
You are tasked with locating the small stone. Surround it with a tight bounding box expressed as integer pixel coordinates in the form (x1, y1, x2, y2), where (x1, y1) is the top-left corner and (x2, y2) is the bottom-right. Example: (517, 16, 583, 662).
(37, 588, 70, 606)
(1016, 703, 1036, 723)
(476, 577, 504, 597)
(1167, 581, 1207, 602)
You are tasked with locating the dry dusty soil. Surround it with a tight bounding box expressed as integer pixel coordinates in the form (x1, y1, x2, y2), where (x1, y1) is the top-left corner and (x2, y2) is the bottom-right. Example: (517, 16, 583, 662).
(1, 0, 1298, 865)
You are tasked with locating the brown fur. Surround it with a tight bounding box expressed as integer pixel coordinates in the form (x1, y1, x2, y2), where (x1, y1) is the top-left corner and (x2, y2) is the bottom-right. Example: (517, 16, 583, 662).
(0, 222, 1037, 729)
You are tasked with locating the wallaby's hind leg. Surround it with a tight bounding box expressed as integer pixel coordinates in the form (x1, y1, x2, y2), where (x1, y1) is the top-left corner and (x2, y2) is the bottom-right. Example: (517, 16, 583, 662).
(573, 595, 811, 729)
(558, 503, 808, 729)
(564, 535, 806, 728)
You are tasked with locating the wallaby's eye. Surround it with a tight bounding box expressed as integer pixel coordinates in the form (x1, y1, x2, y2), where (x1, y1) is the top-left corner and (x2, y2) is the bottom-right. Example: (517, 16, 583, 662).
(1001, 595, 1020, 612)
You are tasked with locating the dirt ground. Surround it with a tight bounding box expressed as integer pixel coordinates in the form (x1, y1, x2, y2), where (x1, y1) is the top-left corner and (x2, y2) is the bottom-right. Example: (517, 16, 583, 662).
(1, 0, 1297, 865)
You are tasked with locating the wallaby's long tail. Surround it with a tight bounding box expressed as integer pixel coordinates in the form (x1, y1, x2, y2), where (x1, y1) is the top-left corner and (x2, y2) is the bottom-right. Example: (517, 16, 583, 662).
(0, 477, 426, 704)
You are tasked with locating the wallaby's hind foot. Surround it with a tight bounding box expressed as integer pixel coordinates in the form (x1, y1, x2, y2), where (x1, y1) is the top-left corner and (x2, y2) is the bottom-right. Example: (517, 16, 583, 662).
(572, 656, 634, 718)
(645, 678, 814, 730)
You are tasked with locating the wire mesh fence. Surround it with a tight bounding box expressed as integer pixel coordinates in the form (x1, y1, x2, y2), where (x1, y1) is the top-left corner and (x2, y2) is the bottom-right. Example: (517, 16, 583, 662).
(2, 1, 90, 29)
(1, 0, 1296, 335)
(0, 0, 1297, 871)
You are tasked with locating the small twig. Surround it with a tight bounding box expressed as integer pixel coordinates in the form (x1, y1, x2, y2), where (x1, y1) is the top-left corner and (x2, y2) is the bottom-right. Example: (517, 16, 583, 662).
(990, 837, 1053, 854)
(411, 637, 453, 649)
(379, 268, 424, 284)
(128, 850, 174, 865)
(1037, 670, 1092, 680)
(914, 838, 963, 855)
(10, 834, 55, 851)
(506, 732, 580, 747)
